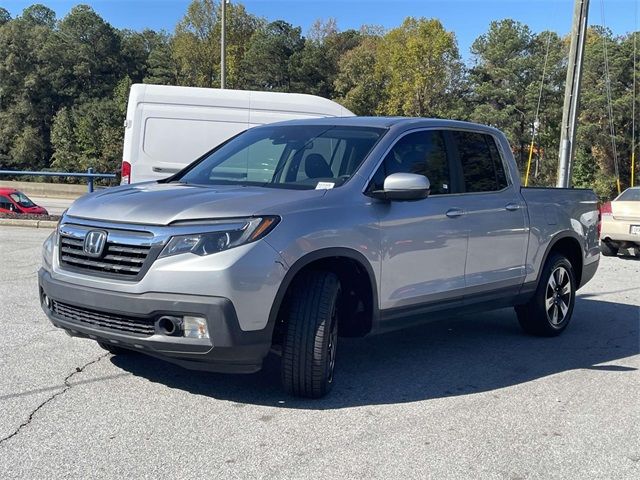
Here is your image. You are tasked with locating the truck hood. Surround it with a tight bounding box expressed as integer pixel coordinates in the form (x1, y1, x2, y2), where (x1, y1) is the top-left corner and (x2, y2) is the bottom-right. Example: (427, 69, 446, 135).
(66, 182, 327, 225)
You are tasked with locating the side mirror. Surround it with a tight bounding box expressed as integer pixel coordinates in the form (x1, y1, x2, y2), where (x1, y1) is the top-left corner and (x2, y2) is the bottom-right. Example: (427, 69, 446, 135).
(370, 173, 430, 201)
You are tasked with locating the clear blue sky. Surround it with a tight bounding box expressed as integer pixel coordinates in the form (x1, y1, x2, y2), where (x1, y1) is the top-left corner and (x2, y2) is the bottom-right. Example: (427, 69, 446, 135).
(3, 0, 634, 61)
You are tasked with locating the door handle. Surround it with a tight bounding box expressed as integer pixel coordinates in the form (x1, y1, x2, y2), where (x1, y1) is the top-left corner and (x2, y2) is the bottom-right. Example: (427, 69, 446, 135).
(505, 203, 520, 212)
(446, 208, 465, 218)
(152, 167, 181, 173)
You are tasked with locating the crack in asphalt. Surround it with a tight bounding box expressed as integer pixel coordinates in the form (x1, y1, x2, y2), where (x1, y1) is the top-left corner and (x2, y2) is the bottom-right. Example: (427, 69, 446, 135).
(0, 353, 109, 446)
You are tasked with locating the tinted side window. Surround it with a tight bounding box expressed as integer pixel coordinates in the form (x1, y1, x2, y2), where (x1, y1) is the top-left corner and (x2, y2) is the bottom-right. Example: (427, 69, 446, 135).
(454, 131, 508, 192)
(370, 130, 450, 195)
(0, 197, 14, 211)
(486, 136, 508, 189)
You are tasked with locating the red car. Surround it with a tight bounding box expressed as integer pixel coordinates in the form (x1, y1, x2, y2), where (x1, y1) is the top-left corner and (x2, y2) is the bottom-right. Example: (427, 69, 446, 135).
(0, 188, 48, 215)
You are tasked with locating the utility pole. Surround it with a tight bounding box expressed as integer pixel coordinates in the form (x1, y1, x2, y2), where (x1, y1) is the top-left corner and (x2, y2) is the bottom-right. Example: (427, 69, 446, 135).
(220, 0, 227, 89)
(557, 0, 590, 188)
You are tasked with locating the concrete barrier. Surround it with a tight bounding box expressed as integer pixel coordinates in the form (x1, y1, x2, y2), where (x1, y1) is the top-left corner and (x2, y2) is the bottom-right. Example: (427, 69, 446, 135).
(0, 218, 57, 228)
(0, 180, 85, 198)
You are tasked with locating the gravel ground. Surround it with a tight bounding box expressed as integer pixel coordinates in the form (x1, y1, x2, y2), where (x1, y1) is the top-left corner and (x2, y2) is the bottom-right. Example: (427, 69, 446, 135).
(0, 226, 638, 479)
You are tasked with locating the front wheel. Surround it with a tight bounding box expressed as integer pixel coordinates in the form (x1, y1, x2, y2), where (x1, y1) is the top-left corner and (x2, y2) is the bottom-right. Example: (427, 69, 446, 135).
(515, 253, 576, 337)
(281, 271, 341, 398)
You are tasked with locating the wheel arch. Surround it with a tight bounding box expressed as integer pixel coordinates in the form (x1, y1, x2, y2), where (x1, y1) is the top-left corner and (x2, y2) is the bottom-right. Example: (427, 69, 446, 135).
(536, 232, 585, 288)
(269, 248, 379, 345)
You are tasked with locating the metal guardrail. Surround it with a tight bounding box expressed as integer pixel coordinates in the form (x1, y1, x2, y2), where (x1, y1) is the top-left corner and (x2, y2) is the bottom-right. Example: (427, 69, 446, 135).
(0, 168, 118, 193)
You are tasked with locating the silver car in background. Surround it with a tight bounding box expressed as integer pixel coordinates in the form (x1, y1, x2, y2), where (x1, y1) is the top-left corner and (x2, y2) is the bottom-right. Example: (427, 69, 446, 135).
(39, 118, 600, 398)
(600, 187, 640, 257)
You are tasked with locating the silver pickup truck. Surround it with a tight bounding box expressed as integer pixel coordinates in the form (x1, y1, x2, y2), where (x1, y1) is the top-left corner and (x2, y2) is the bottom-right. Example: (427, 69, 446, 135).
(39, 118, 600, 398)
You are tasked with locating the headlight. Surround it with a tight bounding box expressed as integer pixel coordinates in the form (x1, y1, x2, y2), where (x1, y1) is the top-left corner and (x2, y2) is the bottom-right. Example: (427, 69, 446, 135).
(42, 231, 55, 269)
(158, 216, 279, 259)
(43, 211, 66, 269)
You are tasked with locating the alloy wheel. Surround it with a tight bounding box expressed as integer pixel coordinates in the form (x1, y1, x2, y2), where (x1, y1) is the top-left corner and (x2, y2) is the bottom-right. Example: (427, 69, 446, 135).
(545, 266, 572, 325)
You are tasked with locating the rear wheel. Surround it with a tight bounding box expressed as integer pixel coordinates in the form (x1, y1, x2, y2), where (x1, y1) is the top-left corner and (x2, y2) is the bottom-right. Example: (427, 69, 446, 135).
(515, 253, 576, 337)
(600, 240, 618, 257)
(281, 271, 341, 398)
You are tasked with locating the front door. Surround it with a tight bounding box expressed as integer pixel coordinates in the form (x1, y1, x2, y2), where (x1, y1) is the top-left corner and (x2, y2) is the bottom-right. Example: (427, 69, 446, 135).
(370, 130, 468, 315)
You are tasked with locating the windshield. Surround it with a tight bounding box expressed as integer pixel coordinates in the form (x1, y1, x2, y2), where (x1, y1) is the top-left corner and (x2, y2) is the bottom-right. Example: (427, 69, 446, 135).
(176, 125, 386, 190)
(617, 188, 640, 201)
(9, 192, 35, 207)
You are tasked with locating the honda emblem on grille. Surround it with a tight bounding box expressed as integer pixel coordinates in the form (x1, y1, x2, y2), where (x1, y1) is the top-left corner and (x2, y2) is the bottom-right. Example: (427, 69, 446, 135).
(83, 230, 107, 257)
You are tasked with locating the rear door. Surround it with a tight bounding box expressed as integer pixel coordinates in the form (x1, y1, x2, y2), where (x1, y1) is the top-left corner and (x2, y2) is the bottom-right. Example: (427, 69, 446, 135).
(135, 101, 250, 182)
(449, 130, 528, 301)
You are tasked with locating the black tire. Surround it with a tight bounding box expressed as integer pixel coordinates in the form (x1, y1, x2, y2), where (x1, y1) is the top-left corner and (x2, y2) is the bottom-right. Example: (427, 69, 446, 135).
(515, 253, 576, 337)
(600, 241, 618, 257)
(281, 271, 341, 398)
(98, 342, 132, 355)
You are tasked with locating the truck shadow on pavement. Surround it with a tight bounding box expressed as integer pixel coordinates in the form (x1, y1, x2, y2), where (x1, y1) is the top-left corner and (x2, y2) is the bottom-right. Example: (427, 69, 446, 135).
(110, 297, 639, 409)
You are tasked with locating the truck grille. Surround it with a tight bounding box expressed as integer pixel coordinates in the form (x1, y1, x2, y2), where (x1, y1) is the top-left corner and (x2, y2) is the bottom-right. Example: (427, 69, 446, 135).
(59, 228, 155, 279)
(51, 300, 156, 336)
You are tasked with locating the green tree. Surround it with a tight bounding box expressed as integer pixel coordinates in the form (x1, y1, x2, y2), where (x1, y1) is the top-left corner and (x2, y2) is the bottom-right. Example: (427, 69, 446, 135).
(240, 20, 304, 91)
(468, 20, 539, 169)
(22, 4, 56, 27)
(50, 107, 80, 171)
(375, 18, 463, 117)
(291, 23, 363, 97)
(51, 96, 125, 174)
(45, 5, 124, 102)
(0, 6, 57, 169)
(574, 27, 635, 198)
(51, 75, 131, 175)
(173, 0, 260, 88)
(0, 7, 12, 26)
(334, 34, 383, 115)
(144, 36, 178, 85)
(119, 28, 171, 83)
(526, 31, 566, 185)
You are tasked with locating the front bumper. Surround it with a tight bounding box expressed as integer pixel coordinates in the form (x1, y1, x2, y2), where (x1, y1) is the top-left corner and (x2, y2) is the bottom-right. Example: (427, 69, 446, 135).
(38, 269, 273, 373)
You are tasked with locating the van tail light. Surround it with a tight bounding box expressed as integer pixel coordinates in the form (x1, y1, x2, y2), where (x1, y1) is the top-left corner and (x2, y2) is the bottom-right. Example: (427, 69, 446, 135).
(121, 161, 131, 185)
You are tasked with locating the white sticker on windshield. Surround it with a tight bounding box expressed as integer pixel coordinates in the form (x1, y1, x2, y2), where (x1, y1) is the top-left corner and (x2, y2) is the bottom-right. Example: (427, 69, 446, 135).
(316, 182, 335, 190)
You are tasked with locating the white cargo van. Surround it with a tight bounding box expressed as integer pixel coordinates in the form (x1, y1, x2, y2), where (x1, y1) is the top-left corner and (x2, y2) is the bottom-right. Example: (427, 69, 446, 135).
(121, 84, 355, 184)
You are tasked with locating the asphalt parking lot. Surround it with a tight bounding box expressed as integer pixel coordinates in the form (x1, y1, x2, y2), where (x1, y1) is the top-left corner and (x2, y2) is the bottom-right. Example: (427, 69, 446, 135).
(0, 226, 638, 479)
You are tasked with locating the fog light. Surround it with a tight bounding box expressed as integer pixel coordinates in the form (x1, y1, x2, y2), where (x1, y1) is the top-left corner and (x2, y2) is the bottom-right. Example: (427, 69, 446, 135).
(183, 316, 209, 339)
(43, 294, 51, 309)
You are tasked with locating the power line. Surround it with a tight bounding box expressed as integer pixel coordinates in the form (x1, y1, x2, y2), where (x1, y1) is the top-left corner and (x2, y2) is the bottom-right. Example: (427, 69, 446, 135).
(632, 0, 638, 186)
(600, 0, 621, 194)
(525, 30, 553, 186)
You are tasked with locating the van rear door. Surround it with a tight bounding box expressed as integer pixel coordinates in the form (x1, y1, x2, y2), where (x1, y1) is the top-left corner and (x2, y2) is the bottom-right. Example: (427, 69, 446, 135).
(135, 104, 249, 182)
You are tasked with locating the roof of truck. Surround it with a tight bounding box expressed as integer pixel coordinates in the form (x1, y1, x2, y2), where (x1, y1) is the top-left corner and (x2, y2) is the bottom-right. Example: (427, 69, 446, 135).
(261, 116, 502, 133)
